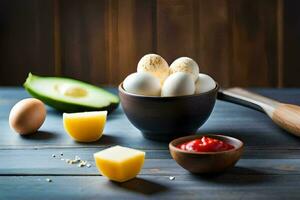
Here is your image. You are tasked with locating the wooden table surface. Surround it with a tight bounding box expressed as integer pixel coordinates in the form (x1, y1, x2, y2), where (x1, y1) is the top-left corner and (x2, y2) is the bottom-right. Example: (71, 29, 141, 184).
(1, 87, 300, 200)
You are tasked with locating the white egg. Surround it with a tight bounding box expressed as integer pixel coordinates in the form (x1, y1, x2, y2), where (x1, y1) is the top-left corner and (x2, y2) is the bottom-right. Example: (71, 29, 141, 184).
(195, 73, 216, 94)
(161, 72, 195, 97)
(170, 57, 199, 82)
(123, 72, 161, 96)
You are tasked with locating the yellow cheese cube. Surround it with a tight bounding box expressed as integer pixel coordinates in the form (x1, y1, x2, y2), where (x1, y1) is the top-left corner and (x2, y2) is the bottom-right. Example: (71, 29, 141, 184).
(94, 146, 145, 182)
(63, 111, 107, 142)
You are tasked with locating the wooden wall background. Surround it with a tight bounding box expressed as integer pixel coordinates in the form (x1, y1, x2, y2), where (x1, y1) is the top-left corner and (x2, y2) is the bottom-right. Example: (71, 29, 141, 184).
(0, 0, 299, 87)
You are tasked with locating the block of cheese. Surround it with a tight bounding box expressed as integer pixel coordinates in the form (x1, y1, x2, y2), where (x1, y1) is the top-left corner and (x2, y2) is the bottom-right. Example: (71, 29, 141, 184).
(94, 146, 145, 182)
(63, 111, 107, 142)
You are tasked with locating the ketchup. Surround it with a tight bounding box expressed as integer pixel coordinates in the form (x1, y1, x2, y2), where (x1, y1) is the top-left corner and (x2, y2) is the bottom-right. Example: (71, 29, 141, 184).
(177, 136, 234, 152)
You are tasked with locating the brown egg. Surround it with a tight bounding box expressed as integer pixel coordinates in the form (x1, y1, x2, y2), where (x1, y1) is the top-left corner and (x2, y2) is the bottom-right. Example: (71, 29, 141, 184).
(9, 98, 46, 135)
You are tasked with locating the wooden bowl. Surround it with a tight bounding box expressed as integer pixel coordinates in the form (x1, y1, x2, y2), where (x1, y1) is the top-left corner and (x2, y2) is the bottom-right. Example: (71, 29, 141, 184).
(119, 83, 219, 141)
(169, 134, 244, 173)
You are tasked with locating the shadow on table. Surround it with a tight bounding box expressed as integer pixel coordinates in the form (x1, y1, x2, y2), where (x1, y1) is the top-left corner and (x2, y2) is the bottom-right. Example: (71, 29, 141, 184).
(110, 177, 169, 195)
(21, 130, 58, 140)
(46, 106, 122, 117)
(72, 135, 123, 146)
(78, 134, 167, 146)
(82, 135, 123, 145)
(46, 108, 62, 115)
(191, 166, 273, 186)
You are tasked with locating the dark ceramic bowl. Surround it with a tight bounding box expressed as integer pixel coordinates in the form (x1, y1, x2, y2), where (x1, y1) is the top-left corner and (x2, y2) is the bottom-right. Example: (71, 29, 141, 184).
(169, 134, 244, 173)
(118, 83, 219, 141)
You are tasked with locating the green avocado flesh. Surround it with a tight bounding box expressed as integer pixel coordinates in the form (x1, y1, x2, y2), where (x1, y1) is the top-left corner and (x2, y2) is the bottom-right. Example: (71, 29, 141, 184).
(24, 73, 119, 113)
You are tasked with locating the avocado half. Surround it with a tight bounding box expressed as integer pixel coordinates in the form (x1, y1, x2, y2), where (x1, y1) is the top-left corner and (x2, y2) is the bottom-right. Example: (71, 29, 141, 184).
(24, 73, 119, 113)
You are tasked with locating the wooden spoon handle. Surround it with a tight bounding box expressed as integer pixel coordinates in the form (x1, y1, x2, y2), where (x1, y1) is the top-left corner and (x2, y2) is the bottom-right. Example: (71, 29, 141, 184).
(272, 104, 300, 137)
(218, 87, 300, 137)
(218, 87, 280, 115)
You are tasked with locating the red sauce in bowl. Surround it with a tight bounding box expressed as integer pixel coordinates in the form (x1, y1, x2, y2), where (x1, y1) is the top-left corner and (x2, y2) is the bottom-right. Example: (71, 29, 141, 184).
(177, 136, 234, 152)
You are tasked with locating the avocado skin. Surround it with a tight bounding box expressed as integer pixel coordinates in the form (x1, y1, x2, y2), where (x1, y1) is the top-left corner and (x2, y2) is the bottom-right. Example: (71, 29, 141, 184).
(23, 73, 119, 113)
(25, 86, 119, 113)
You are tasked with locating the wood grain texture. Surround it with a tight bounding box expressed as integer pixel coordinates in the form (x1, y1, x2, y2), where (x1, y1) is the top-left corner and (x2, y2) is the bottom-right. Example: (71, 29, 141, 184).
(230, 0, 278, 87)
(197, 0, 230, 87)
(59, 0, 107, 85)
(2, 88, 300, 199)
(2, 88, 300, 149)
(282, 0, 300, 87)
(218, 88, 300, 138)
(2, 148, 300, 176)
(53, 0, 62, 75)
(1, 0, 300, 87)
(0, 0, 55, 85)
(156, 0, 197, 63)
(272, 104, 300, 137)
(107, 0, 154, 85)
(2, 175, 300, 200)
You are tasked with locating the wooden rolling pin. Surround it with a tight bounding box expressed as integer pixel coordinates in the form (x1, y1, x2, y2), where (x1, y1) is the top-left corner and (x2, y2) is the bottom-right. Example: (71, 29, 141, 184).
(218, 88, 300, 137)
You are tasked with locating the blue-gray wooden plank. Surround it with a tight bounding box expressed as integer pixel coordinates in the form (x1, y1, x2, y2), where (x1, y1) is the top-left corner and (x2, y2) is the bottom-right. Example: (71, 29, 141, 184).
(1, 175, 300, 200)
(1, 87, 300, 148)
(1, 148, 300, 175)
(2, 88, 300, 200)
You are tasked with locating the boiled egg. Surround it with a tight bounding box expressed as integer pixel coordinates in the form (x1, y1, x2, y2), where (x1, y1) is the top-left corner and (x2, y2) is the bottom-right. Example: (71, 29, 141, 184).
(161, 72, 195, 97)
(195, 73, 216, 94)
(123, 72, 161, 96)
(170, 57, 199, 82)
(137, 54, 169, 84)
(9, 98, 46, 135)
